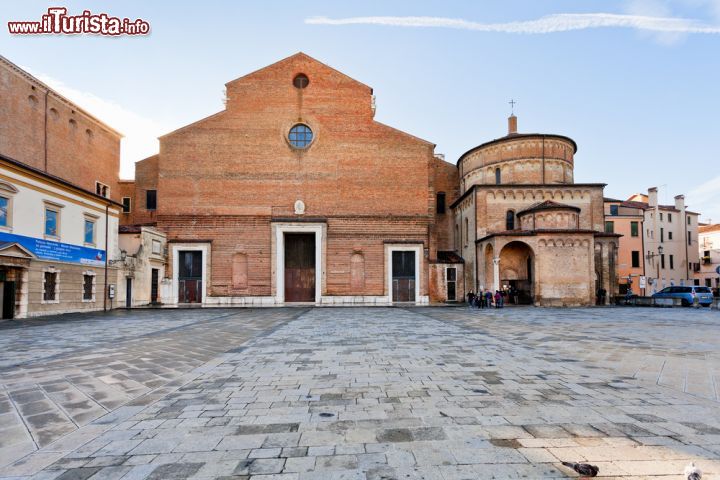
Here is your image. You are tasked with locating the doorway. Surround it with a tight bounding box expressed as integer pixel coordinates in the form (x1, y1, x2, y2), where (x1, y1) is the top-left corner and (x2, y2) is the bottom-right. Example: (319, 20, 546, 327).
(1, 280, 15, 319)
(151, 268, 159, 304)
(446, 267, 457, 302)
(125, 277, 132, 308)
(284, 233, 315, 302)
(498, 241, 535, 304)
(178, 251, 202, 303)
(392, 251, 416, 302)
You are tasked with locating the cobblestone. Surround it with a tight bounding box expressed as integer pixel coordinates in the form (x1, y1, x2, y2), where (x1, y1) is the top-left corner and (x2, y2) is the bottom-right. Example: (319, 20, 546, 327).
(0, 306, 719, 478)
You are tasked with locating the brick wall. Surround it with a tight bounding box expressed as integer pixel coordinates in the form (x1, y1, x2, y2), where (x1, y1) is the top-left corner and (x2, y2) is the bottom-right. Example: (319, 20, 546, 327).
(0, 58, 121, 200)
(431, 157, 460, 254)
(127, 155, 158, 225)
(131, 53, 441, 300)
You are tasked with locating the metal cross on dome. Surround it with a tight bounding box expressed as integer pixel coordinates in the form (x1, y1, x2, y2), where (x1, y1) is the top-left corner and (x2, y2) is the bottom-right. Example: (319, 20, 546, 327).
(509, 99, 517, 115)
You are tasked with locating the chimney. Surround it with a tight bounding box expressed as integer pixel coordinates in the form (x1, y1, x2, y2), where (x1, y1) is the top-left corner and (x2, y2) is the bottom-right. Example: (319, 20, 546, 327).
(508, 115, 517, 135)
(674, 194, 685, 212)
(648, 187, 658, 208)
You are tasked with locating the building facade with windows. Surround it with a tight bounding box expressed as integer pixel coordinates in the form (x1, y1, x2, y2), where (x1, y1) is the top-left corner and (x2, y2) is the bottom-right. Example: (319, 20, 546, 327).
(120, 53, 460, 306)
(696, 224, 720, 292)
(626, 188, 700, 293)
(118, 225, 167, 307)
(0, 154, 122, 318)
(0, 55, 130, 318)
(604, 198, 645, 295)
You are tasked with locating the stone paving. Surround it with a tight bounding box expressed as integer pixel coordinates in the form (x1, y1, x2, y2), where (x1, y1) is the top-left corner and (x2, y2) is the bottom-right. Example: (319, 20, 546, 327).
(0, 306, 719, 479)
(0, 309, 302, 472)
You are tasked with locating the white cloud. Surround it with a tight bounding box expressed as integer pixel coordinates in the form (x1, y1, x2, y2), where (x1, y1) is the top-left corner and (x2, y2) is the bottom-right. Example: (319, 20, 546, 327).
(688, 174, 720, 223)
(305, 13, 720, 35)
(24, 68, 167, 179)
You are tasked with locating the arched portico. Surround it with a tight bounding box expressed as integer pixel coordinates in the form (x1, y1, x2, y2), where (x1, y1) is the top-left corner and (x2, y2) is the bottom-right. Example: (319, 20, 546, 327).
(498, 241, 535, 304)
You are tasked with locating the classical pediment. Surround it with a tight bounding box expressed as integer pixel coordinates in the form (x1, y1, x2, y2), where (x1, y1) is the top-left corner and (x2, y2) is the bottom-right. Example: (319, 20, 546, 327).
(0, 242, 36, 259)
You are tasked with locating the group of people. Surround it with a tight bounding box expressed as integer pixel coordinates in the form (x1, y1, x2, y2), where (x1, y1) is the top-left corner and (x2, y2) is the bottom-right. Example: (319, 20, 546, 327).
(466, 289, 512, 308)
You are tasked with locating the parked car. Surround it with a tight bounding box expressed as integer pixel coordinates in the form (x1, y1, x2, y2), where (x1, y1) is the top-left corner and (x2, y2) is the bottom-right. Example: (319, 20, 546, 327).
(652, 286, 714, 306)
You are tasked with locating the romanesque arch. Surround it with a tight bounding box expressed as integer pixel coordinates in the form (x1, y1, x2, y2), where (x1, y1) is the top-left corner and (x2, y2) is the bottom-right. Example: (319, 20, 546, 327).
(499, 241, 535, 304)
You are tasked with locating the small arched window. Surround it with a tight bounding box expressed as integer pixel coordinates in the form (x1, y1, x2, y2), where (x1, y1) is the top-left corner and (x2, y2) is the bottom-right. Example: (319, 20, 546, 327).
(495, 167, 501, 185)
(465, 218, 469, 244)
(506, 210, 515, 231)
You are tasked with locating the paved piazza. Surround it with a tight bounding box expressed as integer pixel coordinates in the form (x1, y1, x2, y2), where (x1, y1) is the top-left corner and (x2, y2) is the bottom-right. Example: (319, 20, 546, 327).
(1, 307, 719, 479)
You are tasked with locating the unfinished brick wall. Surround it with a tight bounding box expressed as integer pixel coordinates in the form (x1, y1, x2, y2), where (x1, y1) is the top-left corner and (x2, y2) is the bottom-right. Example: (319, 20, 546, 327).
(132, 53, 441, 300)
(127, 155, 158, 225)
(431, 156, 460, 254)
(0, 58, 121, 199)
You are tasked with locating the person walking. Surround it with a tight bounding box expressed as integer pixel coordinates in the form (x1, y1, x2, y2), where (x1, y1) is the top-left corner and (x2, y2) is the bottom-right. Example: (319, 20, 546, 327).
(485, 289, 493, 308)
(494, 290, 502, 308)
(467, 291, 475, 309)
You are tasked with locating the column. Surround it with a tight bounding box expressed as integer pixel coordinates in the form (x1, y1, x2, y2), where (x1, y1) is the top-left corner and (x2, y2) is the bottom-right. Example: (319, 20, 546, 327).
(493, 256, 500, 292)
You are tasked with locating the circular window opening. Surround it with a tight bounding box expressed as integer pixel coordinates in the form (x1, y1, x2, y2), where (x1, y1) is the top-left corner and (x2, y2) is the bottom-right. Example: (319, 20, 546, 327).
(288, 124, 313, 148)
(293, 73, 309, 89)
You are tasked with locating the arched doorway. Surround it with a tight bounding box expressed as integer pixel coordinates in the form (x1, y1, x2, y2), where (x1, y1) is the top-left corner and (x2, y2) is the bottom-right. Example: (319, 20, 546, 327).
(499, 241, 534, 304)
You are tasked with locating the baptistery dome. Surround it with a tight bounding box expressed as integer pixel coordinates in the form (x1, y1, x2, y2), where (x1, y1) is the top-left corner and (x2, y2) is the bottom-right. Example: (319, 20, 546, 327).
(458, 115, 577, 194)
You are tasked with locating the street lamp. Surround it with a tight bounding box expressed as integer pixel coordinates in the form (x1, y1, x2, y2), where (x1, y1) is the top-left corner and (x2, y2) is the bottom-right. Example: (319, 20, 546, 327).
(108, 250, 127, 266)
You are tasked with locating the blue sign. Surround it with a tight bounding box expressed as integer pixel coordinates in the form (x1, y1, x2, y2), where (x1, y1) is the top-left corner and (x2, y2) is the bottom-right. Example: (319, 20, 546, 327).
(0, 231, 105, 266)
(716, 265, 720, 275)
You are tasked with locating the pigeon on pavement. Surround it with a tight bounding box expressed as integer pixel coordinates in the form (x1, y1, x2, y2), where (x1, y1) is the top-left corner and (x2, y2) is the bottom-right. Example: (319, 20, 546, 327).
(685, 462, 702, 480)
(561, 461, 599, 477)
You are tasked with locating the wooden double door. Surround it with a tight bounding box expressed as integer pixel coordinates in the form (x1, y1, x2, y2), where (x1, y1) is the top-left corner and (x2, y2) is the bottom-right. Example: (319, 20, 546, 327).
(392, 251, 416, 302)
(284, 233, 315, 302)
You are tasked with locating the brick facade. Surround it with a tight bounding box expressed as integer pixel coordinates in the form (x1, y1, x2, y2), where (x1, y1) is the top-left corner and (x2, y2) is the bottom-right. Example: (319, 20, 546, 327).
(457, 116, 618, 306)
(125, 53, 459, 304)
(0, 56, 122, 201)
(117, 53, 614, 307)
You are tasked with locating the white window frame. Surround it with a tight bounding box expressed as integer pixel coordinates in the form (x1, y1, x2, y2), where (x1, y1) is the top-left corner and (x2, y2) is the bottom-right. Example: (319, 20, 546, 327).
(0, 180, 17, 231)
(385, 243, 423, 304)
(84, 214, 99, 246)
(82, 270, 96, 302)
(41, 267, 60, 304)
(171, 243, 210, 305)
(446, 266, 457, 301)
(0, 194, 13, 231)
(43, 201, 64, 240)
(95, 181, 109, 198)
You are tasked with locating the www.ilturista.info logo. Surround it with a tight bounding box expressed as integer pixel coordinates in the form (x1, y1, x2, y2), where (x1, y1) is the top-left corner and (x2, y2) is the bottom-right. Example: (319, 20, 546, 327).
(8, 7, 150, 36)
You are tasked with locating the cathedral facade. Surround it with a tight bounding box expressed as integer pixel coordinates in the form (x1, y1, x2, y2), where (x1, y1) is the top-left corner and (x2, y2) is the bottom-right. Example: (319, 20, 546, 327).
(121, 53, 617, 307)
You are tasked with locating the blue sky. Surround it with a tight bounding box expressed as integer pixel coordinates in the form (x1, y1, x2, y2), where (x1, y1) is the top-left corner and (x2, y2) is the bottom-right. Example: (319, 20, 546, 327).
(2, 0, 719, 220)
